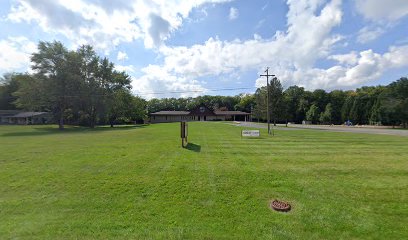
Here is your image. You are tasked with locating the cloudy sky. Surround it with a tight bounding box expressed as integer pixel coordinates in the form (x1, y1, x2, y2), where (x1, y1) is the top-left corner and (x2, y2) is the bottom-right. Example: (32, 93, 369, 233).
(1, 0, 408, 98)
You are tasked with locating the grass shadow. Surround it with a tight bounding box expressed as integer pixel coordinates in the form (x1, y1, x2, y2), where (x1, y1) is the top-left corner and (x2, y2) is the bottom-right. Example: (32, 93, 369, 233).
(2, 124, 146, 137)
(186, 142, 201, 152)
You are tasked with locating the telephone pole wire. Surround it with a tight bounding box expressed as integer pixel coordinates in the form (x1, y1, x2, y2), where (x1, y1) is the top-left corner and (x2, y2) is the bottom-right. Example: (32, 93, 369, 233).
(260, 68, 275, 135)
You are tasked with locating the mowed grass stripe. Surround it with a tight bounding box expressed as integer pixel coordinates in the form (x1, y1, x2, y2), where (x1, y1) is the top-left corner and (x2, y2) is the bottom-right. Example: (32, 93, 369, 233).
(0, 123, 407, 239)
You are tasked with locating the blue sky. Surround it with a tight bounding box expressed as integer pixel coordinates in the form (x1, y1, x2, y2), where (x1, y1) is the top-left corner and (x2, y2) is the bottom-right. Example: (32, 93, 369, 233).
(1, 0, 408, 98)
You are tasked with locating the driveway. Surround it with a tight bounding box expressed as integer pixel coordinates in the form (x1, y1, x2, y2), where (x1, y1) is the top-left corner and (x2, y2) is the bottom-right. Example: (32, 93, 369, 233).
(235, 122, 408, 137)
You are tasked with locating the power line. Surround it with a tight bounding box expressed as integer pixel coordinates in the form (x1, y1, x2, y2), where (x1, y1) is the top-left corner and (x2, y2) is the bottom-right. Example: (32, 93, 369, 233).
(133, 87, 257, 96)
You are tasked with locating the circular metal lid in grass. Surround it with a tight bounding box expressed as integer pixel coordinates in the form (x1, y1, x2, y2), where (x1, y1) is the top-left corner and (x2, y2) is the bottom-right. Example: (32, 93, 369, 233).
(270, 199, 291, 212)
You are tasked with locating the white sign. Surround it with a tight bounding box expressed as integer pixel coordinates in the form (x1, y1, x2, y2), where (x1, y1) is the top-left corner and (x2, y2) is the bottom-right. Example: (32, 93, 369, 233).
(242, 130, 260, 137)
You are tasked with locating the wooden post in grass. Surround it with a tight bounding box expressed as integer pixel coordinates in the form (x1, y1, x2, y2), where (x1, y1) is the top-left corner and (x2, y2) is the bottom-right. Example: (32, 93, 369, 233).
(181, 121, 188, 148)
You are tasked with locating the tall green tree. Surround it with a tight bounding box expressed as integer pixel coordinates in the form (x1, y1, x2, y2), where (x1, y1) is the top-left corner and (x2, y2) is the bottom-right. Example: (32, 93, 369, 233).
(319, 103, 333, 124)
(13, 74, 49, 111)
(341, 92, 355, 123)
(254, 78, 284, 123)
(311, 89, 328, 112)
(131, 96, 147, 123)
(377, 77, 408, 127)
(328, 90, 346, 124)
(235, 93, 255, 113)
(77, 45, 104, 127)
(284, 85, 306, 123)
(306, 104, 320, 124)
(0, 73, 20, 110)
(253, 88, 266, 121)
(269, 77, 284, 125)
(107, 90, 146, 126)
(390, 78, 408, 127)
(13, 41, 138, 128)
(30, 41, 74, 129)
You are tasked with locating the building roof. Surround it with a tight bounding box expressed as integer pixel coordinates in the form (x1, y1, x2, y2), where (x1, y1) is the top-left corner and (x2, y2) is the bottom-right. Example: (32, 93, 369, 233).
(150, 111, 190, 115)
(11, 112, 50, 118)
(0, 110, 21, 117)
(214, 111, 251, 115)
(150, 110, 250, 116)
(188, 105, 216, 116)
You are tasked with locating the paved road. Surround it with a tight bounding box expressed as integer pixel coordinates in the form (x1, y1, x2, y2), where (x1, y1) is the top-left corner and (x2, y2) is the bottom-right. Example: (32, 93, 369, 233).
(235, 122, 408, 137)
(231, 122, 300, 131)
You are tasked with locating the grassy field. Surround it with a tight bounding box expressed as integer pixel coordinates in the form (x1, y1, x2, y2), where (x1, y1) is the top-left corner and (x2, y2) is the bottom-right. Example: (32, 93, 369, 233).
(1, 122, 407, 239)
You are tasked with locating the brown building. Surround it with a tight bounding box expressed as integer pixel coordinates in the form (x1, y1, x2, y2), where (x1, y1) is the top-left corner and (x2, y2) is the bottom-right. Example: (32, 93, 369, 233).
(150, 105, 250, 123)
(0, 111, 53, 125)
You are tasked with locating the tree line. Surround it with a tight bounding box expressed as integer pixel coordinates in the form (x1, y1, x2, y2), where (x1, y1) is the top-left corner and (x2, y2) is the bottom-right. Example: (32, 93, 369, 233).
(253, 77, 408, 127)
(1, 41, 407, 128)
(0, 41, 146, 129)
(144, 77, 407, 127)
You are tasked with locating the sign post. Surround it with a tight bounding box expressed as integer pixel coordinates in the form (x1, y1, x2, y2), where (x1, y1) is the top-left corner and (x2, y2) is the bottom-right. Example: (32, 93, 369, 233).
(181, 121, 188, 147)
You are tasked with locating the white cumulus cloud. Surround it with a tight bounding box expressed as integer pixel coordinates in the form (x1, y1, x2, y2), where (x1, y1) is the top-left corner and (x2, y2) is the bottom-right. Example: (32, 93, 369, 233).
(132, 0, 408, 95)
(293, 45, 408, 89)
(116, 51, 128, 61)
(5, 0, 408, 99)
(355, 0, 408, 21)
(6, 0, 231, 50)
(130, 0, 345, 96)
(329, 52, 358, 66)
(357, 26, 386, 43)
(0, 37, 37, 75)
(157, 0, 342, 80)
(132, 64, 207, 99)
(229, 7, 239, 20)
(115, 64, 136, 73)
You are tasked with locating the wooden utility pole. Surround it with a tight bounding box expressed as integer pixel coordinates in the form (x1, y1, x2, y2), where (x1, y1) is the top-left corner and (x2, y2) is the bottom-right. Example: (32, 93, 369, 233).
(260, 68, 275, 135)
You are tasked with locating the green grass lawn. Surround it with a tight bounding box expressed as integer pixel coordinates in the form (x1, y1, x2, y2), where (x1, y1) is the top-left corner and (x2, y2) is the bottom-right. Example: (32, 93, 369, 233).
(1, 122, 407, 239)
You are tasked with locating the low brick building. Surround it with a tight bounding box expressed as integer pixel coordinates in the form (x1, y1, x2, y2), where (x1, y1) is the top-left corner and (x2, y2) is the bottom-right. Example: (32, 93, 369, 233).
(150, 105, 250, 123)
